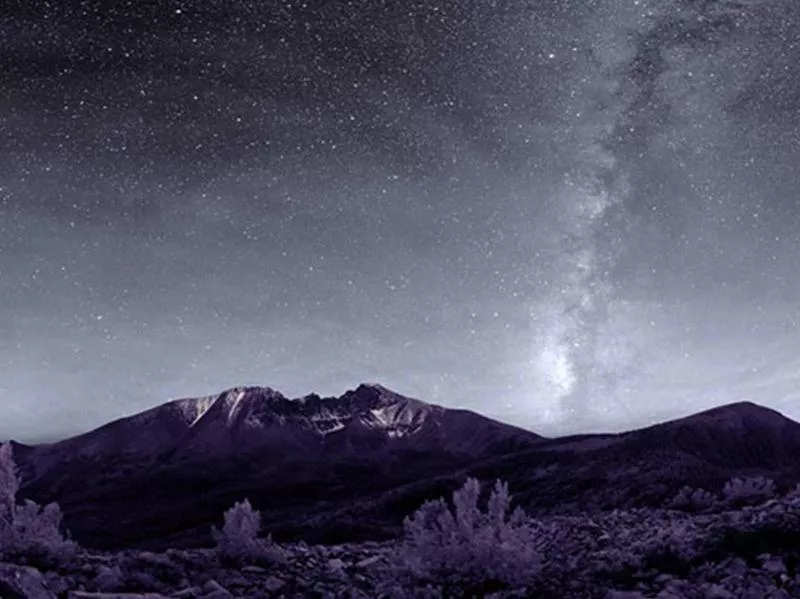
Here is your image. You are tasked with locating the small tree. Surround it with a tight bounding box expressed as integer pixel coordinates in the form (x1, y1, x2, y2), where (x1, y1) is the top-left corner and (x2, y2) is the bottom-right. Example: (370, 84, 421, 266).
(212, 499, 285, 565)
(0, 441, 77, 561)
(722, 476, 776, 507)
(0, 441, 20, 528)
(666, 486, 717, 512)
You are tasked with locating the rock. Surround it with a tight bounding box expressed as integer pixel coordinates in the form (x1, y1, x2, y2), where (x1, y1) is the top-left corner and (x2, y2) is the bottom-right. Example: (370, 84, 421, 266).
(726, 557, 749, 576)
(200, 579, 231, 598)
(355, 555, 382, 568)
(655, 589, 688, 599)
(702, 585, 736, 599)
(126, 570, 162, 592)
(295, 541, 309, 553)
(222, 574, 249, 588)
(0, 563, 57, 599)
(240, 565, 266, 574)
(94, 565, 124, 592)
(326, 558, 346, 571)
(310, 585, 338, 599)
(761, 556, 787, 576)
(263, 576, 286, 592)
(67, 594, 171, 598)
(44, 571, 71, 596)
(85, 553, 115, 564)
(170, 588, 201, 598)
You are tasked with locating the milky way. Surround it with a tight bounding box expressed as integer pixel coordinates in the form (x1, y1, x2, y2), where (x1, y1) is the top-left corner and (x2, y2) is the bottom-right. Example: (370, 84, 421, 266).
(2, 0, 800, 442)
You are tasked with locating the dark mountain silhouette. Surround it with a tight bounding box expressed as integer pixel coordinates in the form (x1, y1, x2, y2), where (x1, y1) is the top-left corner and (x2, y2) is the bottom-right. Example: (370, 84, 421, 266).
(11, 384, 541, 549)
(9, 388, 800, 551)
(442, 400, 800, 516)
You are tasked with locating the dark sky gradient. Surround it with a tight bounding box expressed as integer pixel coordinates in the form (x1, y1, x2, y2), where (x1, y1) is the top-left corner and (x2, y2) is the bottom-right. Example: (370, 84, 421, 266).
(2, 0, 800, 443)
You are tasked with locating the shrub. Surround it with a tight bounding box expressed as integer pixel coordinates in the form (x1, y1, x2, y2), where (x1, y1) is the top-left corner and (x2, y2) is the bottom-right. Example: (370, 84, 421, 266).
(722, 476, 776, 507)
(785, 483, 800, 504)
(383, 478, 541, 595)
(0, 441, 20, 527)
(0, 442, 78, 562)
(211, 499, 286, 565)
(666, 486, 717, 512)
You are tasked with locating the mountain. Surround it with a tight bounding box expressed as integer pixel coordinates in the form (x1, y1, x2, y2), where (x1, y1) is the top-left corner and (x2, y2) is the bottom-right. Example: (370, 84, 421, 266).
(11, 390, 800, 552)
(451, 400, 800, 515)
(609, 401, 800, 468)
(19, 384, 540, 485)
(12, 383, 542, 549)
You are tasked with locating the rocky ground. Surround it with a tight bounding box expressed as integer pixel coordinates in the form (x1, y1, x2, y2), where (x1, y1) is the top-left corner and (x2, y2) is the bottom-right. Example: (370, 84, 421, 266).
(2, 497, 800, 598)
(0, 540, 400, 599)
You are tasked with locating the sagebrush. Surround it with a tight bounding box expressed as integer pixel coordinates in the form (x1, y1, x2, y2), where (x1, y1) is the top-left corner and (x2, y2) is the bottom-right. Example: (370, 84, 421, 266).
(722, 476, 776, 507)
(382, 478, 541, 595)
(0, 441, 77, 561)
(212, 498, 286, 565)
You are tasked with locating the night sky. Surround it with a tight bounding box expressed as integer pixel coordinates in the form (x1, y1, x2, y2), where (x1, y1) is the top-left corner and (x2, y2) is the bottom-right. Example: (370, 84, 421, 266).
(2, 0, 800, 443)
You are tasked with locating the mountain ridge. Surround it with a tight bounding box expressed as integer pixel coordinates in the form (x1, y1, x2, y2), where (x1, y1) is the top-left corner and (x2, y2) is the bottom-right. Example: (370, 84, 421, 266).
(8, 384, 800, 550)
(9, 386, 796, 452)
(17, 383, 540, 466)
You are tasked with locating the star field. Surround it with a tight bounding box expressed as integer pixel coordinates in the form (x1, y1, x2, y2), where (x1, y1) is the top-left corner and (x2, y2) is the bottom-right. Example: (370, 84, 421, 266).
(1, 0, 800, 442)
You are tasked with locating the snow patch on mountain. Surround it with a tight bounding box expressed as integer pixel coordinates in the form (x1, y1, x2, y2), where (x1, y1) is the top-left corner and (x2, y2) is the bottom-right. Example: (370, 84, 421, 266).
(369, 407, 392, 427)
(225, 388, 247, 424)
(171, 384, 444, 440)
(170, 394, 219, 427)
(317, 421, 346, 436)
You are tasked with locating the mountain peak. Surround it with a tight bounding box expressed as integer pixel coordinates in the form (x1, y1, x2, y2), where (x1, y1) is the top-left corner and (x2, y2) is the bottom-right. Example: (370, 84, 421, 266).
(358, 382, 397, 394)
(338, 383, 431, 415)
(350, 382, 413, 402)
(220, 386, 285, 401)
(683, 400, 792, 429)
(161, 383, 445, 452)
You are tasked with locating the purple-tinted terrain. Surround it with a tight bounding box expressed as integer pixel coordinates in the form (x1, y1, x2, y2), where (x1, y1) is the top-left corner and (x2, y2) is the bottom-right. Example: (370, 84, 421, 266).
(7, 384, 800, 552)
